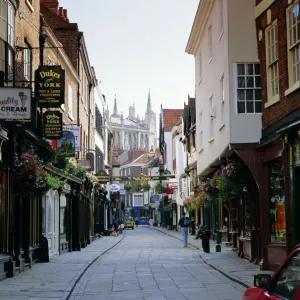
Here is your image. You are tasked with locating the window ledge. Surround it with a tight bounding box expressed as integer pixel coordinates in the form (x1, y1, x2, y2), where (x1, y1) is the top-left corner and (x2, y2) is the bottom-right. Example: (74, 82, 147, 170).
(68, 113, 74, 121)
(198, 78, 202, 85)
(264, 94, 280, 108)
(208, 138, 215, 144)
(208, 57, 212, 64)
(199, 148, 204, 154)
(285, 82, 300, 97)
(219, 124, 225, 131)
(25, 0, 34, 12)
(219, 30, 224, 41)
(60, 104, 66, 112)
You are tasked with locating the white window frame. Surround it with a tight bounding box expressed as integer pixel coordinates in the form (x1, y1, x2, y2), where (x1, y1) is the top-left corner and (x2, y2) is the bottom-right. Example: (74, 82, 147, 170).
(236, 63, 262, 114)
(219, 0, 224, 39)
(265, 21, 279, 107)
(220, 74, 225, 128)
(68, 83, 73, 119)
(208, 25, 212, 62)
(286, 2, 300, 96)
(198, 50, 202, 84)
(23, 44, 31, 81)
(199, 112, 203, 152)
(209, 96, 214, 142)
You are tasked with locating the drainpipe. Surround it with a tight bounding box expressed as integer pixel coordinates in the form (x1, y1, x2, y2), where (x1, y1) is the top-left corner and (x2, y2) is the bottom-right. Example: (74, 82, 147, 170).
(77, 36, 82, 127)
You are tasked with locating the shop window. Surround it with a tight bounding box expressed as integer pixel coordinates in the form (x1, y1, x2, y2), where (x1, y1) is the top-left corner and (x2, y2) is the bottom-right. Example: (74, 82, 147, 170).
(268, 157, 286, 243)
(0, 170, 7, 252)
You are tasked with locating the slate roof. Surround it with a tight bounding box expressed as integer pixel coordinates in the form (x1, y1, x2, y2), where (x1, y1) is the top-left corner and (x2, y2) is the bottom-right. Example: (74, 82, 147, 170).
(162, 109, 184, 132)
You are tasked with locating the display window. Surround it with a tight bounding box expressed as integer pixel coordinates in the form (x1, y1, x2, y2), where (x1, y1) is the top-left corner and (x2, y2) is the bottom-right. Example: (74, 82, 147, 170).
(268, 157, 286, 243)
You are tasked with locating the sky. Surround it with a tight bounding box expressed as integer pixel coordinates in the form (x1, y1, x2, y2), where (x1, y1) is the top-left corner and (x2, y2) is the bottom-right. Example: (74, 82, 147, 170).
(59, 0, 198, 118)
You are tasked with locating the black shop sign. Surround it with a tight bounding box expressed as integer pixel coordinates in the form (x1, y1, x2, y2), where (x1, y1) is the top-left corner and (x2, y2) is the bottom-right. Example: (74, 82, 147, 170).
(35, 66, 65, 108)
(43, 111, 63, 139)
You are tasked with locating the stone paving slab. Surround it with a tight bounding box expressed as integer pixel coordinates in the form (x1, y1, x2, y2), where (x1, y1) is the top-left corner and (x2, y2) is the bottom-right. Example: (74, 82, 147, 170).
(154, 227, 273, 288)
(0, 235, 123, 300)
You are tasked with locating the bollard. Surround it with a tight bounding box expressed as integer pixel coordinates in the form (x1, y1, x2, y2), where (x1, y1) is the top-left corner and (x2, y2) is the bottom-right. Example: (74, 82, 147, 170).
(202, 230, 210, 253)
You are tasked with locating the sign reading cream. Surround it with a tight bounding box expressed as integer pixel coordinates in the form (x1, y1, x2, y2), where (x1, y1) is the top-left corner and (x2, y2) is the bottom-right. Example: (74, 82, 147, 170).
(35, 66, 65, 108)
(0, 88, 31, 119)
(43, 111, 63, 139)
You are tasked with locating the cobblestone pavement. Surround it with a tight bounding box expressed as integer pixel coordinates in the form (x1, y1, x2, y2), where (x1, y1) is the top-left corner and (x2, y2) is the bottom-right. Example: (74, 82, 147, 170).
(0, 226, 268, 300)
(154, 226, 273, 288)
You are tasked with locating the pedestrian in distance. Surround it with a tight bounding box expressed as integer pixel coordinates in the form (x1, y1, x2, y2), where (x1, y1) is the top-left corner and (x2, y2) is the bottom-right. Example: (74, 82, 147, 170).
(112, 219, 119, 236)
(179, 212, 191, 247)
(135, 216, 139, 227)
(149, 218, 154, 228)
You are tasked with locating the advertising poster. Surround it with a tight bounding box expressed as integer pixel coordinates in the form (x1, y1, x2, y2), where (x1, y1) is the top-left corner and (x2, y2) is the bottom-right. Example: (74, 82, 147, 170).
(57, 131, 75, 157)
(63, 125, 81, 152)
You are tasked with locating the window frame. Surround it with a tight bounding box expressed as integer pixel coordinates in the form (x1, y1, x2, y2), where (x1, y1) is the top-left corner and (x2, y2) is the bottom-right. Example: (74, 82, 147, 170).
(209, 96, 214, 142)
(198, 111, 203, 152)
(208, 25, 212, 62)
(220, 74, 225, 128)
(219, 0, 224, 39)
(236, 63, 262, 114)
(265, 21, 279, 107)
(286, 1, 300, 95)
(68, 83, 73, 119)
(23, 41, 32, 82)
(198, 50, 202, 84)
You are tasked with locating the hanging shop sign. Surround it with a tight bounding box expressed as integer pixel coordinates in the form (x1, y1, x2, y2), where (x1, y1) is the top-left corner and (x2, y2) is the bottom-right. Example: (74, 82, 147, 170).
(35, 66, 65, 108)
(62, 125, 80, 152)
(43, 111, 63, 139)
(57, 131, 76, 157)
(0, 88, 31, 120)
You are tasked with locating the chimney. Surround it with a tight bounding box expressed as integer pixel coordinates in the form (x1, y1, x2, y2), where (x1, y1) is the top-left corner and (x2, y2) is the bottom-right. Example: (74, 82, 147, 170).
(41, 0, 59, 13)
(58, 7, 63, 17)
(63, 9, 69, 22)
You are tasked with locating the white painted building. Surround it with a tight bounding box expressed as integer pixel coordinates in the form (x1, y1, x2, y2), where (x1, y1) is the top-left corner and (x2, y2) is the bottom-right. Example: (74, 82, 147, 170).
(186, 0, 261, 176)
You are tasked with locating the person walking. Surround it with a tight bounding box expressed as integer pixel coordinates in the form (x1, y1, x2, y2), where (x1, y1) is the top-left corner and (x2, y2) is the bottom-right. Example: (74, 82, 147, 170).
(149, 218, 154, 228)
(179, 212, 191, 247)
(134, 216, 139, 227)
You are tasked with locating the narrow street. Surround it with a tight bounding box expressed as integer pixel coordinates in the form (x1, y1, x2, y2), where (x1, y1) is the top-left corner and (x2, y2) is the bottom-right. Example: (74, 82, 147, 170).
(0, 227, 246, 300)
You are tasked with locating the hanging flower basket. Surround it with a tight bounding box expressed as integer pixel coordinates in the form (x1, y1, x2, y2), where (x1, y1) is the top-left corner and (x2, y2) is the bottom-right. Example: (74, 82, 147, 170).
(124, 183, 132, 192)
(14, 153, 48, 193)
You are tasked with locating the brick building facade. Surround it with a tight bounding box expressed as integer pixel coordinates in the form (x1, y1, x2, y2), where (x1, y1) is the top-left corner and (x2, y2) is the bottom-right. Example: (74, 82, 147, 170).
(255, 0, 300, 270)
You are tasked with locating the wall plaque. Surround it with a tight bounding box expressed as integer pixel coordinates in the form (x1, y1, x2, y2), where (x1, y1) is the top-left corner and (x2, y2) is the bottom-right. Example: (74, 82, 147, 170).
(43, 111, 63, 139)
(35, 66, 65, 108)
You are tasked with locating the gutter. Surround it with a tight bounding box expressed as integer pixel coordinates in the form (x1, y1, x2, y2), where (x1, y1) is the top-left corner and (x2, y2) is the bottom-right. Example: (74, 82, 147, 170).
(45, 163, 83, 184)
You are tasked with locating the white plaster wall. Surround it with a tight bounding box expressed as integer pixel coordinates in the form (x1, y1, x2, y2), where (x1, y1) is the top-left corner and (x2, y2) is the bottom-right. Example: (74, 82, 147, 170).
(194, 0, 261, 176)
(228, 0, 262, 143)
(164, 132, 173, 173)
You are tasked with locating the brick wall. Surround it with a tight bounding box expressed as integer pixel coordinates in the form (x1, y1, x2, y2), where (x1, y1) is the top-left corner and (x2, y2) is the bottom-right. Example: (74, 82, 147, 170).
(15, 0, 41, 84)
(40, 1, 79, 70)
(256, 0, 300, 129)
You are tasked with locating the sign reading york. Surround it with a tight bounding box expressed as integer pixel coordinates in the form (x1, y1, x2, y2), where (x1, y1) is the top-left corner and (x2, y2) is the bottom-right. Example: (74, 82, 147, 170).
(0, 88, 31, 119)
(35, 66, 65, 108)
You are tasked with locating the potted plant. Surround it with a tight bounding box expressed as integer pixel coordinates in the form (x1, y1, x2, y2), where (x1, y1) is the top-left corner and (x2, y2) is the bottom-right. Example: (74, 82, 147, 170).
(124, 183, 132, 192)
(154, 183, 164, 194)
(134, 183, 142, 192)
(142, 183, 151, 192)
(14, 152, 48, 193)
(46, 174, 67, 190)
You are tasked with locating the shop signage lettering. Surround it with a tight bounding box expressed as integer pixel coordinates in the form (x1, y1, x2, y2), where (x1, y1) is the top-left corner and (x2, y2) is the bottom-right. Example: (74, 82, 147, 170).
(43, 111, 63, 139)
(0, 88, 31, 120)
(35, 66, 65, 108)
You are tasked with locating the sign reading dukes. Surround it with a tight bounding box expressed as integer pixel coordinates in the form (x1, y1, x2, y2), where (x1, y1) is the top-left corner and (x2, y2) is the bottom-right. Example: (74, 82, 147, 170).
(35, 66, 65, 108)
(43, 111, 63, 139)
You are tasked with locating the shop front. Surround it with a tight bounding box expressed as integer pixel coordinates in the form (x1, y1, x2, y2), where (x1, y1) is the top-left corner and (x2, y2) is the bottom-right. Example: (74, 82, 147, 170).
(257, 139, 290, 271)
